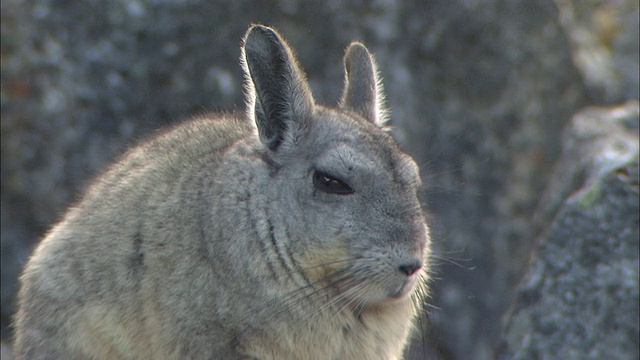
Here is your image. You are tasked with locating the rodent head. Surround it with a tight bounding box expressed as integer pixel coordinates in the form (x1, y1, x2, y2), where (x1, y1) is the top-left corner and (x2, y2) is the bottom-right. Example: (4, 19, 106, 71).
(242, 25, 430, 308)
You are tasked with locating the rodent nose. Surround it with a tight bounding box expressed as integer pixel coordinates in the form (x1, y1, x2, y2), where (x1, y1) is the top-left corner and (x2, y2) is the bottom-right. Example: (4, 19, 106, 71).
(398, 261, 422, 277)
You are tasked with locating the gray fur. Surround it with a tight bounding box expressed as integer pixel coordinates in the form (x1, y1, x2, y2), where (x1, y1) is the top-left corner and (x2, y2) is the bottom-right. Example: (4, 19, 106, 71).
(14, 25, 431, 360)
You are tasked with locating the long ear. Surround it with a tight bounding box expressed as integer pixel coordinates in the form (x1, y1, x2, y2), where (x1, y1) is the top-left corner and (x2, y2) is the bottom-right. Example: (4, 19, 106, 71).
(339, 42, 388, 127)
(241, 25, 314, 151)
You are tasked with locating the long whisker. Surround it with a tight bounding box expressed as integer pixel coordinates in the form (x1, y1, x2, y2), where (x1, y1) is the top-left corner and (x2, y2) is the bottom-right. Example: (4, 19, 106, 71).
(264, 271, 368, 346)
(300, 257, 357, 271)
(233, 266, 350, 334)
(245, 273, 362, 351)
(332, 285, 366, 321)
(293, 272, 363, 320)
(273, 269, 350, 312)
(398, 204, 424, 217)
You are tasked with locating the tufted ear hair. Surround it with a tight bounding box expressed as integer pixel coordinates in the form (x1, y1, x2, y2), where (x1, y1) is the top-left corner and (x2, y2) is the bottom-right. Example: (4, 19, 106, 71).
(339, 42, 389, 127)
(241, 24, 315, 151)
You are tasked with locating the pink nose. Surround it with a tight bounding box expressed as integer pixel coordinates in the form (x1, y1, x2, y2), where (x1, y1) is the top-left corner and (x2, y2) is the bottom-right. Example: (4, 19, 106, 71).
(398, 261, 422, 277)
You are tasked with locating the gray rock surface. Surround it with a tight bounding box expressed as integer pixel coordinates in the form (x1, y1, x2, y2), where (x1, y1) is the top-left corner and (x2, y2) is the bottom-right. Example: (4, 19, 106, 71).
(557, 0, 640, 102)
(498, 101, 640, 360)
(3, 0, 637, 359)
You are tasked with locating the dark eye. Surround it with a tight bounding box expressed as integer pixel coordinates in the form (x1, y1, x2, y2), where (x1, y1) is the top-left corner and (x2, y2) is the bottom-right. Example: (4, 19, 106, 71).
(313, 171, 354, 195)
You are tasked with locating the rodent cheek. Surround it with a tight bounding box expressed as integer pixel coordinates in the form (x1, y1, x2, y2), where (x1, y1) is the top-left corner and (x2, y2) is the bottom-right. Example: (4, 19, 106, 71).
(297, 243, 351, 283)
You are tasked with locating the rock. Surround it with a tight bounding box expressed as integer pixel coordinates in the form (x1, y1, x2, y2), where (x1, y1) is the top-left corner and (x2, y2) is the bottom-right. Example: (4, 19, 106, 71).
(556, 0, 639, 102)
(497, 101, 640, 360)
(535, 101, 640, 231)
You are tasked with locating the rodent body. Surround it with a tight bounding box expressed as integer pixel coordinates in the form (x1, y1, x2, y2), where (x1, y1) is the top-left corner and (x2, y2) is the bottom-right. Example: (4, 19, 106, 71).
(14, 25, 430, 360)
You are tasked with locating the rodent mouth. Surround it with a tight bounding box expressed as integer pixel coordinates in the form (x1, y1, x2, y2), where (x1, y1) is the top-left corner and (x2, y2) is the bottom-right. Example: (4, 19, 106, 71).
(388, 276, 418, 300)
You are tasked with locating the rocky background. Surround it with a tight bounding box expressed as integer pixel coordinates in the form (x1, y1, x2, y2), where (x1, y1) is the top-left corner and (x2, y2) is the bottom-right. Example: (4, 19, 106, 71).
(1, 0, 638, 359)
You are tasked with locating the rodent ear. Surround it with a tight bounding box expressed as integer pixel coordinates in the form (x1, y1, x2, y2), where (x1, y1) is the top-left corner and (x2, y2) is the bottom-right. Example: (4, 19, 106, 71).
(241, 24, 315, 151)
(339, 42, 389, 127)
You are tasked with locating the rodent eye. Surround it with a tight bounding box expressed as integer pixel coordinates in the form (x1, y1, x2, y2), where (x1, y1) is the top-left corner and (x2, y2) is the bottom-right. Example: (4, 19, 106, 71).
(313, 171, 354, 195)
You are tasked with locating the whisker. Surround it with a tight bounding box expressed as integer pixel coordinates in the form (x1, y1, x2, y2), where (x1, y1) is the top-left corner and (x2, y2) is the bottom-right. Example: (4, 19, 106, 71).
(252, 269, 364, 350)
(276, 270, 350, 311)
(234, 267, 351, 332)
(303, 273, 362, 319)
(300, 257, 356, 271)
(272, 267, 361, 320)
(399, 204, 424, 217)
(327, 278, 370, 322)
(264, 272, 369, 347)
(292, 264, 377, 324)
(429, 253, 475, 270)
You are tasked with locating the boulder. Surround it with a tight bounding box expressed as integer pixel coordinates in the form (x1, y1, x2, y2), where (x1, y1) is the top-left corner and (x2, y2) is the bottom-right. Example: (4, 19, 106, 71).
(498, 101, 639, 359)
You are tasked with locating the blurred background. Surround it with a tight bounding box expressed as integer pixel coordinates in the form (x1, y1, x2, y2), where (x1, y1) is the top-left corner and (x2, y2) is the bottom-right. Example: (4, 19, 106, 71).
(1, 1, 638, 359)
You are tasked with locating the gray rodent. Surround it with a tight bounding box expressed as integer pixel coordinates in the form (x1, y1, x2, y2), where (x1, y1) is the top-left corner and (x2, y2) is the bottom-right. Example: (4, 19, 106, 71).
(14, 24, 431, 360)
